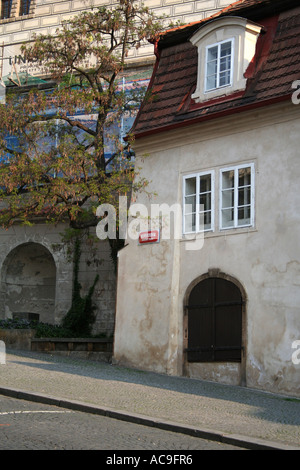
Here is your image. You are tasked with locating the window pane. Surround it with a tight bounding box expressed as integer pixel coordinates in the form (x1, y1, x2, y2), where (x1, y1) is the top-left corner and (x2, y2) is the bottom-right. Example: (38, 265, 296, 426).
(206, 46, 218, 91)
(206, 41, 232, 92)
(185, 177, 196, 196)
(185, 213, 196, 232)
(221, 165, 254, 229)
(219, 71, 231, 87)
(238, 206, 251, 226)
(238, 187, 251, 206)
(222, 189, 234, 208)
(207, 46, 218, 61)
(238, 167, 251, 187)
(185, 195, 196, 213)
(200, 211, 211, 230)
(219, 47, 231, 87)
(222, 208, 234, 228)
(222, 170, 234, 189)
(221, 41, 232, 57)
(200, 192, 211, 211)
(207, 60, 217, 77)
(199, 174, 212, 230)
(184, 173, 213, 233)
(200, 174, 211, 193)
(220, 55, 231, 72)
(206, 74, 217, 91)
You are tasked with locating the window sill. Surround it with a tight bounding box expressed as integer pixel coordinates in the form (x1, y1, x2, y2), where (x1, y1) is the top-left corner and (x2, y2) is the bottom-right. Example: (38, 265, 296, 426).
(182, 226, 257, 242)
(189, 90, 246, 113)
(192, 81, 247, 104)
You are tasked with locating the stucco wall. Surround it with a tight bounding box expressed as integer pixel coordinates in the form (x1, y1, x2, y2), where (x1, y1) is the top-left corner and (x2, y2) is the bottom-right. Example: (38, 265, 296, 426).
(114, 101, 300, 397)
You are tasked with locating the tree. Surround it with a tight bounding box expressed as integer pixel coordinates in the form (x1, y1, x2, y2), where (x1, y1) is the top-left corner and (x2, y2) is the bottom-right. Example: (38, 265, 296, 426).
(0, 1, 165, 334)
(0, 1, 163, 241)
(60, 236, 99, 337)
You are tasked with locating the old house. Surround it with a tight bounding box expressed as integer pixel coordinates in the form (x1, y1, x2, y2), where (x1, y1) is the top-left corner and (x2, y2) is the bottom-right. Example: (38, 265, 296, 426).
(0, 1, 232, 335)
(114, 0, 300, 396)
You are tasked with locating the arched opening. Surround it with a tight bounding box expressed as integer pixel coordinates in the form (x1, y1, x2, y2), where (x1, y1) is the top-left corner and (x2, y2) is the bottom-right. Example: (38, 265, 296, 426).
(1, 242, 56, 323)
(183, 272, 247, 385)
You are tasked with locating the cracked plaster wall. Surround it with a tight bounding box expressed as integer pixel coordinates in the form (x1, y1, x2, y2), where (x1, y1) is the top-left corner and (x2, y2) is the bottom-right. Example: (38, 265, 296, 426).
(114, 103, 300, 397)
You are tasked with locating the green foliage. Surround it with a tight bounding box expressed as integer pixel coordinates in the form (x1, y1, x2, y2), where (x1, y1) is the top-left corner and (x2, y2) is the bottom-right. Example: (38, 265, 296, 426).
(0, 2, 166, 338)
(60, 237, 99, 337)
(0, 318, 111, 339)
(34, 323, 74, 338)
(0, 318, 72, 338)
(0, 1, 164, 231)
(0, 2, 167, 270)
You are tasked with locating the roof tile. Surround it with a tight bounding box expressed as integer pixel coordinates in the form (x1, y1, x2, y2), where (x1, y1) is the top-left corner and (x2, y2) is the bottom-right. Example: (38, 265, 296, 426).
(133, 1, 300, 137)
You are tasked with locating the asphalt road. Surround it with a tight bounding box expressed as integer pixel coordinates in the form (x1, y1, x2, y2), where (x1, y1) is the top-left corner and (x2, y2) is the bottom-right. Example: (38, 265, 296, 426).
(0, 395, 245, 452)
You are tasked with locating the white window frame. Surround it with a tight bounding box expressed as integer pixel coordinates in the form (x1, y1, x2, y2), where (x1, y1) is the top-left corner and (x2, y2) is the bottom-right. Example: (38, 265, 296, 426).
(191, 17, 262, 103)
(219, 163, 255, 230)
(183, 171, 215, 234)
(205, 38, 234, 93)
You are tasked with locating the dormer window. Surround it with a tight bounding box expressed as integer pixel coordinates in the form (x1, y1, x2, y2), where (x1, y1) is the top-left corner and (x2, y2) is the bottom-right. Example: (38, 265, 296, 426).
(205, 39, 233, 92)
(190, 17, 262, 103)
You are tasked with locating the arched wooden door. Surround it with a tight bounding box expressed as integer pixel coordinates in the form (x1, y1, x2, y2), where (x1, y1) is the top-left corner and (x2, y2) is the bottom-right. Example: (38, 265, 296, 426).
(186, 277, 243, 363)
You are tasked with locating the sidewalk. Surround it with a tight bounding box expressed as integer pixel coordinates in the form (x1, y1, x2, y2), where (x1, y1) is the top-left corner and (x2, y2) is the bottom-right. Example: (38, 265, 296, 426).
(0, 349, 299, 450)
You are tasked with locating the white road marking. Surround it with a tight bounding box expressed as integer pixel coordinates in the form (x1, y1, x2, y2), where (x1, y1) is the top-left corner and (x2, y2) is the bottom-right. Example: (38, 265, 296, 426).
(0, 410, 72, 415)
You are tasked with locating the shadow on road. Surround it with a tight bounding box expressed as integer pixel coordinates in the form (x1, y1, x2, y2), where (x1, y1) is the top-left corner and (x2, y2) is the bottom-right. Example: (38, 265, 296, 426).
(4, 349, 300, 428)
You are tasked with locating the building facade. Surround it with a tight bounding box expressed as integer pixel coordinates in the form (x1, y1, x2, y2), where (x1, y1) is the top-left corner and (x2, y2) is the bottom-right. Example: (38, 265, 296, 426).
(0, 1, 232, 336)
(114, 0, 300, 396)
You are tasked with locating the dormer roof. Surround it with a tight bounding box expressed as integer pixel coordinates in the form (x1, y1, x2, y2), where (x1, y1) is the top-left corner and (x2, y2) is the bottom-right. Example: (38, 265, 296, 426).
(132, 0, 300, 139)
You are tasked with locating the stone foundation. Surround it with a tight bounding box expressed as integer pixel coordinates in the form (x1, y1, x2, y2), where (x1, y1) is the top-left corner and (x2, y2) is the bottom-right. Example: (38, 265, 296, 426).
(0, 329, 36, 350)
(31, 337, 113, 362)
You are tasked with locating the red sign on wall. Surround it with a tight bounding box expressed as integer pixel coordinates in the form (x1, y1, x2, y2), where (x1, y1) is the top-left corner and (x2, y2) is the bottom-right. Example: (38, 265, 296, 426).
(138, 230, 160, 244)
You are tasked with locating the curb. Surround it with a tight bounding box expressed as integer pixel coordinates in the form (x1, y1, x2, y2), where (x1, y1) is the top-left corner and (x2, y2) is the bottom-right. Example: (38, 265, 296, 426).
(0, 386, 299, 451)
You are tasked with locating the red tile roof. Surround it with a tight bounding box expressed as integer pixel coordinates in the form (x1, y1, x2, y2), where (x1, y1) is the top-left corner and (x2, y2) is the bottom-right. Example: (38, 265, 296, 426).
(132, 0, 300, 138)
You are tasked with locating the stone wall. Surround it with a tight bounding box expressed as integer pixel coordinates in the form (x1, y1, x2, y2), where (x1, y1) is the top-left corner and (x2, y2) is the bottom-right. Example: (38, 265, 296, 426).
(0, 222, 116, 337)
(0, 1, 231, 79)
(1, 242, 56, 323)
(0, 329, 36, 350)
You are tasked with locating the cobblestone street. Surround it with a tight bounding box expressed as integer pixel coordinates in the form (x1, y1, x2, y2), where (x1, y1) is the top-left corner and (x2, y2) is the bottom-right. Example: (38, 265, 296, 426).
(0, 396, 242, 451)
(0, 351, 299, 450)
